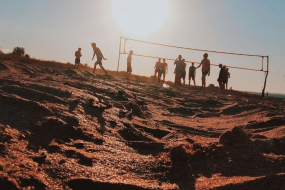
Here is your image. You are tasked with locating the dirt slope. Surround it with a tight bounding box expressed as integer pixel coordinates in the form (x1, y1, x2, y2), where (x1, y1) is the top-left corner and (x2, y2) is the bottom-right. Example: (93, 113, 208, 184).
(0, 59, 284, 189)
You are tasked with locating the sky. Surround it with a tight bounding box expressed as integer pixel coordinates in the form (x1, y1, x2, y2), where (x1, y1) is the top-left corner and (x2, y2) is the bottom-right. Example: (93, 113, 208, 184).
(0, 0, 285, 94)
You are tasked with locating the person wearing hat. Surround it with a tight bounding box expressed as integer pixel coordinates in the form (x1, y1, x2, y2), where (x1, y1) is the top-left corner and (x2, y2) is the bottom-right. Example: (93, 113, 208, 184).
(91, 43, 107, 75)
(197, 53, 210, 90)
(126, 50, 133, 80)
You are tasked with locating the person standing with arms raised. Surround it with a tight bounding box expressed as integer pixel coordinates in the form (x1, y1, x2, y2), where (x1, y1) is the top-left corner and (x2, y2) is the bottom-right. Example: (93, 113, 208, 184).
(91, 43, 107, 75)
(197, 53, 210, 91)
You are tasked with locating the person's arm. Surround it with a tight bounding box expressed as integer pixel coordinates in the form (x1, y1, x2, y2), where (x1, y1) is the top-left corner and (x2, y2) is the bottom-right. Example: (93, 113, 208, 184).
(102, 52, 107, 60)
(92, 51, 95, 60)
(99, 48, 107, 60)
(188, 68, 190, 80)
(197, 62, 202, 69)
(218, 70, 222, 81)
(208, 60, 210, 76)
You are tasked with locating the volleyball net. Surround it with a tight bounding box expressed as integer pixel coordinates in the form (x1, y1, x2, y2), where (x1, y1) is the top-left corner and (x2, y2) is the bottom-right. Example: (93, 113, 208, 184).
(117, 36, 269, 96)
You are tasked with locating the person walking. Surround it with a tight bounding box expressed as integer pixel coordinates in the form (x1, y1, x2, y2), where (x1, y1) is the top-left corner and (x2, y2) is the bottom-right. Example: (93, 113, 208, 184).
(91, 43, 107, 75)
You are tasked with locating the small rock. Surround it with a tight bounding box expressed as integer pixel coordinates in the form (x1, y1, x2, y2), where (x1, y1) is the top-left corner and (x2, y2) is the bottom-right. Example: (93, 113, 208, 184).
(72, 116, 79, 123)
(265, 140, 273, 147)
(73, 99, 81, 104)
(169, 144, 189, 164)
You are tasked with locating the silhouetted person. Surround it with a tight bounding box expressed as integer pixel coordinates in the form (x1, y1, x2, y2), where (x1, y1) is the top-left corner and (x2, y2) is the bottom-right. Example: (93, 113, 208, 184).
(158, 58, 168, 83)
(91, 43, 107, 75)
(126, 50, 133, 80)
(225, 68, 230, 90)
(197, 53, 210, 90)
(181, 59, 187, 85)
(189, 62, 196, 87)
(217, 64, 227, 91)
(75, 48, 82, 69)
(174, 55, 183, 86)
(154, 58, 161, 77)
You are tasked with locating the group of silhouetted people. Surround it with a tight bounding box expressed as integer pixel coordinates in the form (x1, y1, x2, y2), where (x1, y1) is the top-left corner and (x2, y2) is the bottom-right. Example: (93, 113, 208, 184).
(172, 53, 210, 90)
(74, 43, 108, 75)
(217, 64, 230, 91)
(74, 44, 230, 91)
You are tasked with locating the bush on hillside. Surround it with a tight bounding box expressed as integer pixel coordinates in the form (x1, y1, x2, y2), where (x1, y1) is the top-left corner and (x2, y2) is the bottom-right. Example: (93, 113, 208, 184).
(12, 47, 25, 56)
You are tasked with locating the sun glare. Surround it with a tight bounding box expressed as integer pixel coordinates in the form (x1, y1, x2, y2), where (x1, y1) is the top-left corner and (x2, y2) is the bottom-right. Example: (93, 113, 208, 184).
(111, 0, 170, 37)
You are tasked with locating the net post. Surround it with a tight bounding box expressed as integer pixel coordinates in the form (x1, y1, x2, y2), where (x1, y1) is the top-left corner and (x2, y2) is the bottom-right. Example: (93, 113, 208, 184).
(262, 56, 269, 97)
(116, 36, 122, 76)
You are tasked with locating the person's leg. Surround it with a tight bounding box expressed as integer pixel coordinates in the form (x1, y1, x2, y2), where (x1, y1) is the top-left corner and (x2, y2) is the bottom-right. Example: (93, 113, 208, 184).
(202, 75, 205, 88)
(226, 81, 228, 90)
(193, 77, 196, 86)
(189, 79, 191, 87)
(93, 62, 97, 73)
(204, 76, 206, 90)
(99, 64, 107, 74)
(163, 72, 166, 83)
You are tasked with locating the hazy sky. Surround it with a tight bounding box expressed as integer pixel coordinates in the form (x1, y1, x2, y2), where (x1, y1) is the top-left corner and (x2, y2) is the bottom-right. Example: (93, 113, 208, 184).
(1, 0, 285, 94)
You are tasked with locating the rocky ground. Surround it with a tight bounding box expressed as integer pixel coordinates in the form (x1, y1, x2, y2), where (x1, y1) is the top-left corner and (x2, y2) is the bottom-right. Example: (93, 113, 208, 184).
(0, 59, 285, 189)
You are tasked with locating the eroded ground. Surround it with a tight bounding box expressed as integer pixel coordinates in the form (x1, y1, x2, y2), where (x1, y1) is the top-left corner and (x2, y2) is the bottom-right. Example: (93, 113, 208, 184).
(0, 60, 285, 189)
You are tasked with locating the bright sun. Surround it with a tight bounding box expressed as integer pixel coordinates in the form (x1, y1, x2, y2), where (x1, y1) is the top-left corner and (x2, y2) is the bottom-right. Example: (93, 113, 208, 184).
(111, 0, 170, 37)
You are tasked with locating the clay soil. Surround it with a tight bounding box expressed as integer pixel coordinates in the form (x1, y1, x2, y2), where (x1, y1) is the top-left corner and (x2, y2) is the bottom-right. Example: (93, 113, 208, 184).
(0, 59, 285, 190)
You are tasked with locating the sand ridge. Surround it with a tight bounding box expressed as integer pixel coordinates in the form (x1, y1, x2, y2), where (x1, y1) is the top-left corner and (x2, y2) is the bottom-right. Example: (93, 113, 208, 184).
(0, 59, 284, 189)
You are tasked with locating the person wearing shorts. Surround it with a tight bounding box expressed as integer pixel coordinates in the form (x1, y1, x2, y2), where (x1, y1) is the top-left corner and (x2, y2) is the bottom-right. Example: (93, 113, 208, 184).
(91, 43, 107, 75)
(197, 53, 210, 90)
(126, 50, 133, 80)
(158, 59, 168, 83)
(189, 62, 196, 87)
(74, 48, 82, 69)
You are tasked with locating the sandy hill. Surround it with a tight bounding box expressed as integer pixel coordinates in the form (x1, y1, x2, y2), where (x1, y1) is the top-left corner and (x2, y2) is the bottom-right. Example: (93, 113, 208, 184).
(0, 58, 285, 190)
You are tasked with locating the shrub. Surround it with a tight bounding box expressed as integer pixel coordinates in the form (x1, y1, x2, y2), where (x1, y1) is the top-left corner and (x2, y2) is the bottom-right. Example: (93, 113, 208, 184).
(12, 47, 25, 56)
(25, 54, 30, 59)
